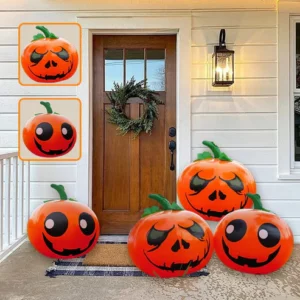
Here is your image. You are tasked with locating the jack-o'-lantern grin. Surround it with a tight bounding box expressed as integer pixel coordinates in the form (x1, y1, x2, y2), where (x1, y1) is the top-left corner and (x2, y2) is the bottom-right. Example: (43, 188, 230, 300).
(34, 138, 74, 156)
(28, 48, 74, 81)
(143, 222, 211, 272)
(185, 172, 249, 218)
(222, 238, 280, 268)
(42, 233, 96, 256)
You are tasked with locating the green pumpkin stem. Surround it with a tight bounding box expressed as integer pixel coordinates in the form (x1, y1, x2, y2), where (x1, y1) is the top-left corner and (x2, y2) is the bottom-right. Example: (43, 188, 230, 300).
(33, 26, 59, 41)
(246, 193, 273, 213)
(51, 184, 68, 200)
(148, 194, 173, 210)
(197, 140, 232, 162)
(202, 141, 221, 158)
(40, 101, 53, 114)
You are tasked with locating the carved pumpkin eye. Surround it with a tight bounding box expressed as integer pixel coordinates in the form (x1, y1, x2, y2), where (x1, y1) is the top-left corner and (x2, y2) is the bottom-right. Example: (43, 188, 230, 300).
(221, 174, 244, 194)
(61, 123, 73, 140)
(225, 219, 247, 242)
(258, 223, 280, 248)
(79, 213, 95, 236)
(190, 173, 215, 195)
(147, 225, 174, 246)
(35, 122, 53, 141)
(30, 50, 47, 64)
(44, 212, 68, 237)
(52, 47, 69, 61)
(179, 221, 204, 239)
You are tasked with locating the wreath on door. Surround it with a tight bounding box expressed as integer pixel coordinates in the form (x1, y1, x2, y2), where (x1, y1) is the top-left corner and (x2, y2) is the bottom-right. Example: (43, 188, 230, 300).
(105, 77, 162, 137)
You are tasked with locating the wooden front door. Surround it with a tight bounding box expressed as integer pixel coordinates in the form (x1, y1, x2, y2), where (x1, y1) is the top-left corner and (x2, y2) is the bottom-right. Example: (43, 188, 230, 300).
(92, 35, 176, 234)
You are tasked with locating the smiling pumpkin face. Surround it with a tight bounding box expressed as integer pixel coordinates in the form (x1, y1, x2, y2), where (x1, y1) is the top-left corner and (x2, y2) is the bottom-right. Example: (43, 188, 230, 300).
(23, 101, 77, 157)
(27, 184, 100, 259)
(21, 26, 78, 83)
(214, 194, 294, 274)
(177, 141, 256, 221)
(128, 194, 214, 278)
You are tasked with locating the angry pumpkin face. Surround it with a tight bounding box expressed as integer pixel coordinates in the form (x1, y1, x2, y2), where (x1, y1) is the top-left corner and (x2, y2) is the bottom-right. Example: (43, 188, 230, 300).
(22, 101, 77, 158)
(21, 26, 78, 83)
(177, 141, 256, 221)
(214, 193, 294, 274)
(128, 194, 214, 278)
(27, 184, 100, 259)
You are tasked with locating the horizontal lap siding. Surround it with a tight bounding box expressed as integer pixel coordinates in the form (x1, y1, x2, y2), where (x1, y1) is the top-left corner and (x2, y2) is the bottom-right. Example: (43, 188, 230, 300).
(0, 12, 77, 211)
(192, 11, 300, 243)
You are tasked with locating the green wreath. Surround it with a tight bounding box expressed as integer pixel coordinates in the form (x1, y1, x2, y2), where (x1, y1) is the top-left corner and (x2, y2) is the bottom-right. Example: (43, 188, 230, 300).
(105, 78, 162, 137)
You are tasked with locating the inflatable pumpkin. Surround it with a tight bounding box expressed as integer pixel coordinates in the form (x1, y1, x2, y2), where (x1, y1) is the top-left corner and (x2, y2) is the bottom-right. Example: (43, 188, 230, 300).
(177, 141, 256, 221)
(214, 193, 294, 274)
(27, 184, 100, 259)
(23, 101, 77, 158)
(21, 25, 78, 83)
(128, 194, 214, 278)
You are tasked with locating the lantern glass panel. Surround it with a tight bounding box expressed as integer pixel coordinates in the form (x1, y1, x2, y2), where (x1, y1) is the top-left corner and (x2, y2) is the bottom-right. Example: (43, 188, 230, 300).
(213, 50, 234, 86)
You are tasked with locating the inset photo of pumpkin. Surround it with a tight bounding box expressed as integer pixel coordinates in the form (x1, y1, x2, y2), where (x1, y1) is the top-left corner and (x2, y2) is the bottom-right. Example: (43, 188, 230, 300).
(18, 23, 81, 85)
(18, 98, 82, 161)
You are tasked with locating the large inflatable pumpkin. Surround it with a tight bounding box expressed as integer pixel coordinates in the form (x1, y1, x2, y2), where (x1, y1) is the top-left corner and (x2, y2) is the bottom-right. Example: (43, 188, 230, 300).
(128, 194, 214, 278)
(23, 101, 77, 158)
(214, 193, 294, 274)
(21, 25, 78, 83)
(27, 184, 100, 259)
(177, 140, 256, 221)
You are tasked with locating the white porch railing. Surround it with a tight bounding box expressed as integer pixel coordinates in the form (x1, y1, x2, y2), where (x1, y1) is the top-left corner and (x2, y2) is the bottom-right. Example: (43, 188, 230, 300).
(0, 152, 30, 262)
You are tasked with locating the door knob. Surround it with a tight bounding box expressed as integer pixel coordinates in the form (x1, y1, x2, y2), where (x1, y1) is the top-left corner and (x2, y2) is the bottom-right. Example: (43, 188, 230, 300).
(169, 140, 176, 171)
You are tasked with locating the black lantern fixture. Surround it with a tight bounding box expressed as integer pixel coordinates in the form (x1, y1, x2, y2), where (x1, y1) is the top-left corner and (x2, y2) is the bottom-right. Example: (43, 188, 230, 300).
(212, 29, 234, 87)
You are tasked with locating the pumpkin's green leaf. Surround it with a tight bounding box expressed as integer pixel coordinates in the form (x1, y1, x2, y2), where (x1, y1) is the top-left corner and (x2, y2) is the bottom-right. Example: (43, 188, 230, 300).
(34, 113, 43, 116)
(53, 112, 60, 115)
(142, 206, 161, 218)
(170, 202, 183, 211)
(68, 198, 77, 202)
(49, 32, 59, 39)
(32, 33, 45, 41)
(194, 151, 213, 162)
(219, 152, 232, 162)
(43, 199, 54, 203)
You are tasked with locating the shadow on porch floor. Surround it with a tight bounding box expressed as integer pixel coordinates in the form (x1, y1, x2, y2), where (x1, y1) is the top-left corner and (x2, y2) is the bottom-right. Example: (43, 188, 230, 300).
(0, 242, 299, 300)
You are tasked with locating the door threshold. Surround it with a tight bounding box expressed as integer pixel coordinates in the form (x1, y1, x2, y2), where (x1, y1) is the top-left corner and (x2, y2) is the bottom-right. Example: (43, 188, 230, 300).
(98, 235, 128, 243)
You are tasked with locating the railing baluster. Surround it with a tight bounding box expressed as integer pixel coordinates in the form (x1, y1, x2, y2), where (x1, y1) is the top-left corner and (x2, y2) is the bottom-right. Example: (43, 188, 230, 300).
(13, 157, 18, 241)
(0, 160, 3, 252)
(5, 158, 11, 246)
(18, 160, 24, 236)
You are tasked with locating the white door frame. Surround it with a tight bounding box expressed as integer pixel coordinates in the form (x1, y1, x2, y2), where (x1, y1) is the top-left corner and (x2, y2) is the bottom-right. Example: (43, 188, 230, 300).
(76, 14, 192, 207)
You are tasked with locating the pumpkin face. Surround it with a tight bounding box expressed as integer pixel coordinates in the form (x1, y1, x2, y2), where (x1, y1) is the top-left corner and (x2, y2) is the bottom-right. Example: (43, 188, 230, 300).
(27, 184, 100, 259)
(128, 194, 214, 278)
(177, 141, 256, 221)
(23, 101, 77, 157)
(21, 26, 78, 83)
(214, 194, 294, 274)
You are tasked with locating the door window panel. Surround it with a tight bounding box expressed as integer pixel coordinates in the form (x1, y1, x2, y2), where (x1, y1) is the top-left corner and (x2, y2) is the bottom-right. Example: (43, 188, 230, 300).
(125, 49, 144, 83)
(105, 49, 124, 91)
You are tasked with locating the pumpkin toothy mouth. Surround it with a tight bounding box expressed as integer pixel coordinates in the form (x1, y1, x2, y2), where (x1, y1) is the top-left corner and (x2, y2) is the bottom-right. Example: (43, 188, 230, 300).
(143, 239, 210, 273)
(185, 193, 248, 218)
(222, 238, 280, 267)
(34, 139, 74, 156)
(28, 62, 73, 81)
(42, 233, 96, 256)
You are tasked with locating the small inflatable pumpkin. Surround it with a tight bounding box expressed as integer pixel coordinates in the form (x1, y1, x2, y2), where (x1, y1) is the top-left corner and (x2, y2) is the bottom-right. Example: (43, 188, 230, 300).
(21, 25, 78, 83)
(27, 184, 100, 259)
(214, 193, 294, 274)
(128, 194, 214, 278)
(23, 101, 77, 157)
(177, 141, 256, 221)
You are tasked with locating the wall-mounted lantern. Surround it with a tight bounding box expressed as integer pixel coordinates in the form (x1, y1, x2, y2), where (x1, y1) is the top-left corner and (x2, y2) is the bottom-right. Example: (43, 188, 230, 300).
(212, 29, 234, 87)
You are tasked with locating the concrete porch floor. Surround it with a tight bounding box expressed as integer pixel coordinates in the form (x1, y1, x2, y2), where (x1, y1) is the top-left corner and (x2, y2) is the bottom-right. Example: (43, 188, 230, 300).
(0, 242, 299, 300)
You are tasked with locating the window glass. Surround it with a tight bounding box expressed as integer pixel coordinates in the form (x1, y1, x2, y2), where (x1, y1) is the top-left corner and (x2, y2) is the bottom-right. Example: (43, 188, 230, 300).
(105, 49, 124, 91)
(125, 49, 144, 83)
(296, 24, 300, 88)
(146, 49, 165, 91)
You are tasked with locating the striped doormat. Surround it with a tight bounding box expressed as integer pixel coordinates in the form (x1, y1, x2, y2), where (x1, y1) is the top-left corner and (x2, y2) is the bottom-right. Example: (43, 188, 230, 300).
(45, 235, 210, 278)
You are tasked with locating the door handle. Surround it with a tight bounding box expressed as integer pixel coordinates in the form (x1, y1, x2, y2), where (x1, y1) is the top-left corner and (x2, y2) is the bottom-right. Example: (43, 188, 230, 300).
(169, 140, 176, 171)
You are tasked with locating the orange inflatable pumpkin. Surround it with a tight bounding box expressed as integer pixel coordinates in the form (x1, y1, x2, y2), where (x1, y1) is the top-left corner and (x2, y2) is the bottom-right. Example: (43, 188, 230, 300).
(214, 193, 294, 274)
(21, 25, 78, 83)
(128, 194, 214, 278)
(22, 101, 77, 157)
(27, 184, 100, 259)
(177, 141, 256, 221)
